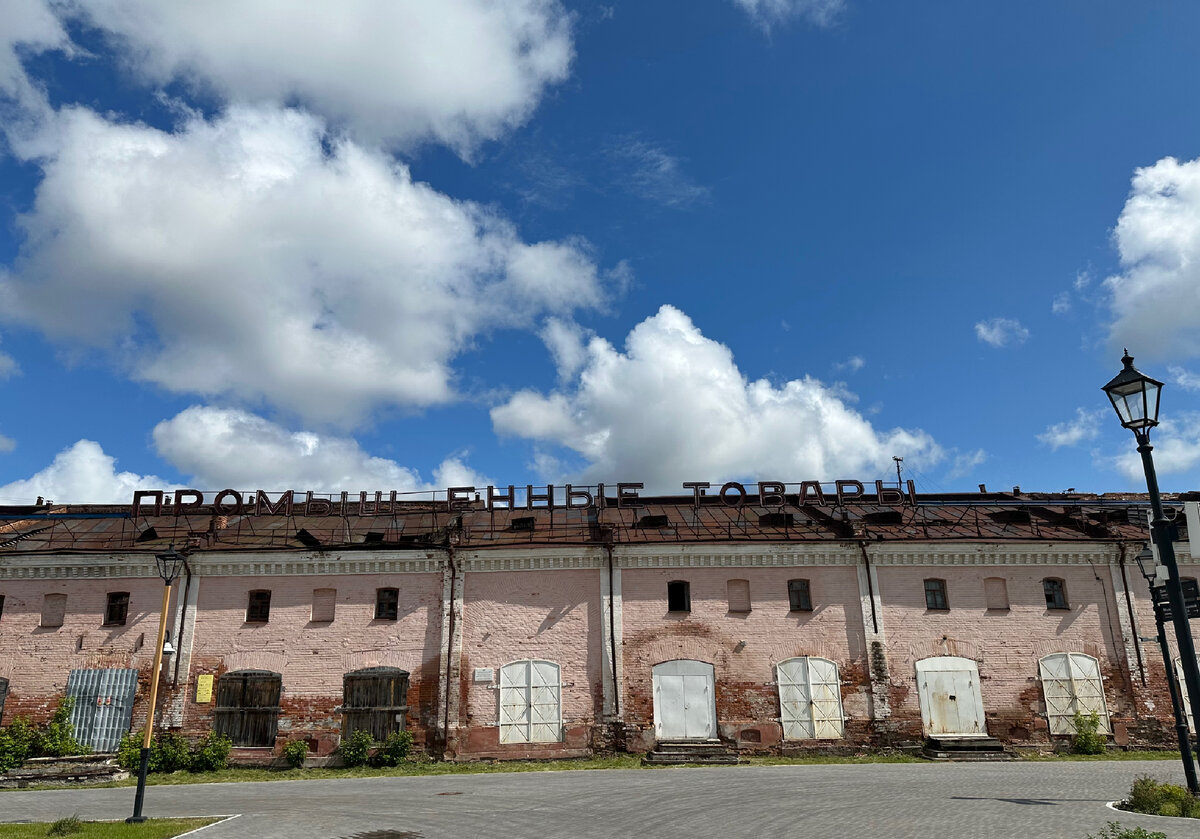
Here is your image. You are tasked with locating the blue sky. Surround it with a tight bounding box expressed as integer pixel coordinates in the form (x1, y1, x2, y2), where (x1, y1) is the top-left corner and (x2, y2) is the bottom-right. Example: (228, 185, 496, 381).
(2, 0, 1200, 504)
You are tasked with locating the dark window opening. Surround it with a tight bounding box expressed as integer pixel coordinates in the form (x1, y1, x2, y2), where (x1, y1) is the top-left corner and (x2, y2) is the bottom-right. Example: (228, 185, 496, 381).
(510, 516, 536, 532)
(637, 514, 671, 529)
(363, 531, 385, 545)
(213, 670, 282, 747)
(759, 512, 794, 528)
(788, 579, 813, 612)
(342, 667, 410, 740)
(987, 510, 1032, 524)
(667, 580, 691, 613)
(0, 676, 8, 719)
(296, 529, 321, 548)
(0, 594, 5, 621)
(924, 579, 948, 610)
(375, 587, 399, 621)
(246, 590, 272, 623)
(1043, 578, 1069, 610)
(135, 526, 159, 543)
(863, 511, 903, 525)
(104, 592, 130, 626)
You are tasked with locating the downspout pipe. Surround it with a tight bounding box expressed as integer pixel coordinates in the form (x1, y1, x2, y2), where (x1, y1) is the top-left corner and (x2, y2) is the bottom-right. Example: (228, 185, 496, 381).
(441, 545, 458, 754)
(171, 557, 192, 686)
(605, 538, 619, 718)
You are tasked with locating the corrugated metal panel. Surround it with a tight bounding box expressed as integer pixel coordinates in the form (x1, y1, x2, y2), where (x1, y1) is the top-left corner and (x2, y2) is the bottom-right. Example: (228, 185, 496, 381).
(66, 668, 138, 752)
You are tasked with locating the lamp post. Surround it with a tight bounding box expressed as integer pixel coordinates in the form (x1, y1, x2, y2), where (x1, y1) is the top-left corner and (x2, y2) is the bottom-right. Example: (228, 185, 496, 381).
(1103, 350, 1200, 794)
(1133, 547, 1198, 793)
(127, 545, 186, 823)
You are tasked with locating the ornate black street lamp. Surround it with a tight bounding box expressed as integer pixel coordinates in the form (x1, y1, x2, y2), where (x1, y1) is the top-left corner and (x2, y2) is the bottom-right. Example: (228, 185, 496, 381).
(1133, 546, 1198, 792)
(127, 545, 186, 823)
(1104, 350, 1200, 794)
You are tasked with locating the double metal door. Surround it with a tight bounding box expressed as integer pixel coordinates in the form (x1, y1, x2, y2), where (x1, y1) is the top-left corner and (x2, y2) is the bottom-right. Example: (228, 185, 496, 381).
(65, 668, 138, 752)
(653, 660, 716, 739)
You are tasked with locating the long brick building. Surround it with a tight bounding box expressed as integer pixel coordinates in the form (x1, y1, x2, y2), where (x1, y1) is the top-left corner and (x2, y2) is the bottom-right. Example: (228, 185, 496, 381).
(0, 483, 1196, 762)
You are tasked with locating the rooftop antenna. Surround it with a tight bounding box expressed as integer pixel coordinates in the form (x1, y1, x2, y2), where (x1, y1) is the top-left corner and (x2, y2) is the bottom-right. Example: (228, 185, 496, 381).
(893, 456, 904, 488)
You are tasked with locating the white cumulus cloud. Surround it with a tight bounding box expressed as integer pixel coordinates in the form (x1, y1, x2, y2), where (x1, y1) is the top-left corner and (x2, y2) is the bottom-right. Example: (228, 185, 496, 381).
(0, 440, 169, 505)
(491, 305, 942, 491)
(53, 0, 572, 154)
(974, 317, 1030, 348)
(1169, 366, 1200, 391)
(153, 405, 490, 491)
(1037, 408, 1102, 450)
(1108, 413, 1200, 484)
(0, 104, 610, 425)
(1104, 156, 1200, 360)
(0, 0, 70, 110)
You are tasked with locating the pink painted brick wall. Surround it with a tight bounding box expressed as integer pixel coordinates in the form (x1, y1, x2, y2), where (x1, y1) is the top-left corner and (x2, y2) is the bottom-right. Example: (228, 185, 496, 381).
(619, 566, 867, 742)
(0, 577, 164, 721)
(459, 569, 602, 727)
(876, 564, 1131, 739)
(187, 573, 442, 738)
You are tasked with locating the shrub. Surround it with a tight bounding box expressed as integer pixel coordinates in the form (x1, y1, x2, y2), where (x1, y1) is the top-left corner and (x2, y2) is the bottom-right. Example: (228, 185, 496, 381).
(1122, 775, 1200, 819)
(1070, 711, 1105, 755)
(0, 717, 39, 771)
(149, 732, 192, 773)
(1085, 821, 1167, 839)
(339, 729, 374, 768)
(116, 733, 142, 770)
(283, 738, 309, 769)
(372, 730, 414, 767)
(188, 733, 231, 772)
(38, 697, 86, 757)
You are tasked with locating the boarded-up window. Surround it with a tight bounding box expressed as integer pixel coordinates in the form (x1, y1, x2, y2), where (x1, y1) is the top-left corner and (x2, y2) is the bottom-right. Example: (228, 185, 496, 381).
(499, 660, 561, 744)
(727, 579, 751, 613)
(104, 592, 130, 626)
(246, 590, 271, 623)
(311, 588, 336, 623)
(1038, 653, 1109, 735)
(777, 657, 844, 740)
(342, 667, 409, 740)
(984, 578, 1009, 610)
(788, 579, 812, 612)
(375, 588, 399, 620)
(213, 670, 282, 747)
(667, 581, 690, 612)
(42, 593, 66, 628)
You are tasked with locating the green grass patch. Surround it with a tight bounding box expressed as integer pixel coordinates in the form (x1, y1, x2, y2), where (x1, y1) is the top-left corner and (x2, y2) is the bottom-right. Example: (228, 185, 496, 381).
(0, 818, 218, 839)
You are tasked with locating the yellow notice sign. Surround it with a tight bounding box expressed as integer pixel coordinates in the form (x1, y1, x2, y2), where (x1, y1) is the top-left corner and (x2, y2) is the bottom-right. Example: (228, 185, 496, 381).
(195, 674, 214, 704)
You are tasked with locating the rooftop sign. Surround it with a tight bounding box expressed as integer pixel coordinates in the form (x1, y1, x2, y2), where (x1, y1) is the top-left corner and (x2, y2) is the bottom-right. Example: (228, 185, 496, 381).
(130, 479, 919, 517)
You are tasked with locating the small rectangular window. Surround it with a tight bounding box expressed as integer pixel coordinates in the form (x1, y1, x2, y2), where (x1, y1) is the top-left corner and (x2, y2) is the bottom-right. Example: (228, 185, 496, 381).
(104, 592, 130, 626)
(311, 588, 336, 622)
(924, 579, 948, 611)
(1043, 578, 1069, 610)
(984, 577, 1009, 610)
(375, 587, 399, 621)
(788, 579, 813, 612)
(727, 579, 751, 613)
(667, 580, 690, 613)
(247, 590, 272, 622)
(42, 593, 67, 628)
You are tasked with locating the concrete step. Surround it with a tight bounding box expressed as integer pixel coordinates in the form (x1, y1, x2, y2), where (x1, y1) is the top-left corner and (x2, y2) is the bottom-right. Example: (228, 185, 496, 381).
(644, 739, 739, 766)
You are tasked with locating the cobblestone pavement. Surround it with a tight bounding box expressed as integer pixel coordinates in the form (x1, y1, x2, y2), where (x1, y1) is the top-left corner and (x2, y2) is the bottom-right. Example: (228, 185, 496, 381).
(3, 761, 1200, 839)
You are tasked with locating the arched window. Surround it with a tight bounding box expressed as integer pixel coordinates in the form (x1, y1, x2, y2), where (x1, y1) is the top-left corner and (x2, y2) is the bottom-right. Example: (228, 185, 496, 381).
(777, 657, 844, 740)
(213, 670, 282, 746)
(499, 660, 561, 744)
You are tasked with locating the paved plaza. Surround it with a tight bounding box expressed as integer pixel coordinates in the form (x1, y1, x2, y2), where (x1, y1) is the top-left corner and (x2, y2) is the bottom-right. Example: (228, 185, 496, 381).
(3, 761, 1200, 839)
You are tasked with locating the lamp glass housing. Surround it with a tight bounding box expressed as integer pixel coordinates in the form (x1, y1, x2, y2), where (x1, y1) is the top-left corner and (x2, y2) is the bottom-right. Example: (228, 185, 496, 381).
(154, 547, 185, 585)
(1102, 351, 1162, 432)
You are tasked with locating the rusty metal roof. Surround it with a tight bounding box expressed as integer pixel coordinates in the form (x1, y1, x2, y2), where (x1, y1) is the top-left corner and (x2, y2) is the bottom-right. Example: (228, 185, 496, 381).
(0, 490, 1167, 555)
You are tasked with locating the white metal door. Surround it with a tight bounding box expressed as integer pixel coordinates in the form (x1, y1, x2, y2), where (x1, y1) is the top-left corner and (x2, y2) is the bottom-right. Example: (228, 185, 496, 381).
(499, 660, 561, 744)
(778, 657, 844, 740)
(1039, 653, 1110, 735)
(653, 660, 716, 739)
(1174, 657, 1200, 733)
(915, 657, 986, 737)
